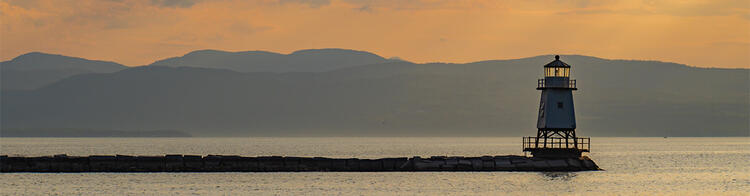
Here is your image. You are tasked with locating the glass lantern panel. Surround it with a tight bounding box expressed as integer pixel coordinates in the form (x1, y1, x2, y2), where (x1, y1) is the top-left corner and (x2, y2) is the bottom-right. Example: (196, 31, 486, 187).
(544, 67, 570, 77)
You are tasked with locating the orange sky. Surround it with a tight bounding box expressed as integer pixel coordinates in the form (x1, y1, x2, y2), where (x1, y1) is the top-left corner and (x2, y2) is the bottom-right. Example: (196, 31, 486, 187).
(1, 0, 748, 68)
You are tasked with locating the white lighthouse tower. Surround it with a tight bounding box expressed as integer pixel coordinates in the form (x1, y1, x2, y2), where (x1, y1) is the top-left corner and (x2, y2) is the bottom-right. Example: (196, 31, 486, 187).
(523, 55, 589, 158)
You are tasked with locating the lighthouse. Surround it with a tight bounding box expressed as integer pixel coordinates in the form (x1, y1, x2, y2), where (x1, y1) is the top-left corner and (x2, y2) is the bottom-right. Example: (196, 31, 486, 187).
(523, 55, 590, 158)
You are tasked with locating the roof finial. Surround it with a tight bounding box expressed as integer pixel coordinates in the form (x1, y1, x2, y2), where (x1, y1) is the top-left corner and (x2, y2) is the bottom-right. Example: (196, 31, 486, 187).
(555, 55, 560, 60)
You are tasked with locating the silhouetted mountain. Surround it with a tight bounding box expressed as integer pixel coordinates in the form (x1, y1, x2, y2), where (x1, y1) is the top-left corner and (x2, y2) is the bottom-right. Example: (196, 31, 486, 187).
(149, 48, 400, 72)
(1, 52, 127, 90)
(2, 54, 747, 137)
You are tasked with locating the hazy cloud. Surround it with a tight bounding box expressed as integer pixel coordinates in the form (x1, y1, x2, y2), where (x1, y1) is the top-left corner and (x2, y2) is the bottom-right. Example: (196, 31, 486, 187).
(229, 22, 272, 34)
(711, 41, 750, 47)
(342, 0, 495, 10)
(552, 0, 748, 20)
(355, 5, 372, 12)
(150, 0, 202, 8)
(3, 0, 44, 9)
(557, 9, 614, 15)
(279, 0, 330, 8)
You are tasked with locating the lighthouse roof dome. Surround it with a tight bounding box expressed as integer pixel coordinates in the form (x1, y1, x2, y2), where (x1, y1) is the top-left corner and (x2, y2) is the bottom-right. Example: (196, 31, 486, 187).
(544, 55, 571, 67)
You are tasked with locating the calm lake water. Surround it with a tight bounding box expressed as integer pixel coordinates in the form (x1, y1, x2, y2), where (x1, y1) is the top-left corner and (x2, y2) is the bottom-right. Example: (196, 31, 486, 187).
(1, 137, 748, 195)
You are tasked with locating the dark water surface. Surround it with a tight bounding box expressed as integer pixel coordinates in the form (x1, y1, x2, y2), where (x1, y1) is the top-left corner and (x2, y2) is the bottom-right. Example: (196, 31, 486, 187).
(1, 137, 748, 195)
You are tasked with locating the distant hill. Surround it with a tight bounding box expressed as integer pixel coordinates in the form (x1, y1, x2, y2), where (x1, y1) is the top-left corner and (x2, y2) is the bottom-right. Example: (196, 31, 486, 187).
(149, 48, 400, 72)
(1, 52, 127, 90)
(2, 54, 747, 137)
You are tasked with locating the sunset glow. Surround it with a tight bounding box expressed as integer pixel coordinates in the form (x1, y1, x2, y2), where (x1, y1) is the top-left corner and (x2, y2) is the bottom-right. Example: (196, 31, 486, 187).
(1, 0, 748, 68)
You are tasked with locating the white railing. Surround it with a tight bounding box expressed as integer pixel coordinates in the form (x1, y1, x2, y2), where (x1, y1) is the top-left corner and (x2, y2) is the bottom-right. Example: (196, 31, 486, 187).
(523, 137, 589, 151)
(537, 79, 576, 89)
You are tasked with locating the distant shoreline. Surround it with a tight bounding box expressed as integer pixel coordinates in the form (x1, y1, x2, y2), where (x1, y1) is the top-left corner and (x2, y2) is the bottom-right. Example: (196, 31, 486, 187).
(0, 129, 191, 137)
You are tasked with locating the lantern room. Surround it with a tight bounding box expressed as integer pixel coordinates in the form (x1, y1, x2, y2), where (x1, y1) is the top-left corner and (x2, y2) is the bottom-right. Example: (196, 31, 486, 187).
(544, 55, 570, 78)
(538, 55, 576, 90)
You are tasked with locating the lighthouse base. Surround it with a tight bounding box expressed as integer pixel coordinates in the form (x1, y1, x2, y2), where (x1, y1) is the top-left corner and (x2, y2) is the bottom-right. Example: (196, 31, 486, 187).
(526, 148, 584, 158)
(522, 136, 590, 158)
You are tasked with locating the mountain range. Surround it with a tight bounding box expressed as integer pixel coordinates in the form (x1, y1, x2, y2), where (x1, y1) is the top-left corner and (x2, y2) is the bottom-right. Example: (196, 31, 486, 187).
(1, 52, 127, 90)
(1, 49, 748, 136)
(150, 48, 400, 72)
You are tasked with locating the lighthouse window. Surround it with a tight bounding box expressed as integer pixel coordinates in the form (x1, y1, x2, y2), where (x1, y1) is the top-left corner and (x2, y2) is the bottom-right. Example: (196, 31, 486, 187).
(557, 102, 563, 108)
(539, 102, 545, 117)
(544, 67, 570, 77)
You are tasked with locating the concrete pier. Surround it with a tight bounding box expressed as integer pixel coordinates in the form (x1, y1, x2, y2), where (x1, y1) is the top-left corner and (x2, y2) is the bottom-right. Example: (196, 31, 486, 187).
(0, 154, 600, 172)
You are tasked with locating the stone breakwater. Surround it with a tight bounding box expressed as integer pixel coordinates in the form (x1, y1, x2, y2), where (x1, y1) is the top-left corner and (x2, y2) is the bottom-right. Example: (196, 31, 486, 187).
(0, 154, 599, 172)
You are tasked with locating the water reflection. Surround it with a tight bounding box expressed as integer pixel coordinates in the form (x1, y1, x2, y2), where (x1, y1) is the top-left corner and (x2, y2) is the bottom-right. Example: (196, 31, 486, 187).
(540, 172, 577, 181)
